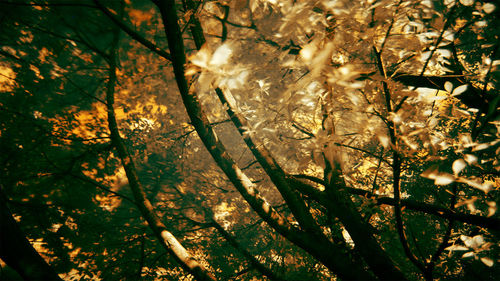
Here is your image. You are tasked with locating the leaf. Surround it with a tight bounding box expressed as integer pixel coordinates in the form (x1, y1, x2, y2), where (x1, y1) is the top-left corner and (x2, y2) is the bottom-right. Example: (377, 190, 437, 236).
(472, 140, 500, 151)
(459, 0, 474, 6)
(300, 41, 318, 62)
(460, 134, 473, 147)
(377, 134, 390, 148)
(190, 47, 211, 68)
(480, 257, 494, 267)
(185, 66, 198, 76)
(445, 244, 469, 251)
(421, 165, 439, 180)
(466, 235, 485, 249)
(462, 251, 475, 258)
(210, 43, 233, 66)
(452, 159, 467, 175)
(457, 178, 493, 193)
(464, 154, 478, 165)
(487, 201, 497, 217)
(451, 84, 468, 96)
(483, 3, 496, 13)
(444, 81, 453, 93)
(434, 173, 455, 185)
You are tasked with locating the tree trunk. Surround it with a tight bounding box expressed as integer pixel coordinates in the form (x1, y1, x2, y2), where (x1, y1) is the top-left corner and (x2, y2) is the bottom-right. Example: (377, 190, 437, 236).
(0, 188, 63, 281)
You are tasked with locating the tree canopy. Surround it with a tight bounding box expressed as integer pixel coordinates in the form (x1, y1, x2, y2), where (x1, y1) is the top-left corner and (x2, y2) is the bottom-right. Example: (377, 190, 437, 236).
(0, 0, 499, 280)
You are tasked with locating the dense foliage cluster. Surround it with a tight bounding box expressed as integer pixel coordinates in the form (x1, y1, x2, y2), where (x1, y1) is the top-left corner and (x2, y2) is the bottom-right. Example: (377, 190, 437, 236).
(0, 0, 498, 280)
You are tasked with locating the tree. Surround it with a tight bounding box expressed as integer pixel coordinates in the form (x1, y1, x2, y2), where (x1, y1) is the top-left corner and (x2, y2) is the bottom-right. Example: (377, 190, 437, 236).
(0, 0, 498, 280)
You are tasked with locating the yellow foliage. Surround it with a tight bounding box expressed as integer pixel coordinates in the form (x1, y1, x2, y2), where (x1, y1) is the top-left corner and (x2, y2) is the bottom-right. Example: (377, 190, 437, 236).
(128, 8, 153, 26)
(0, 65, 16, 91)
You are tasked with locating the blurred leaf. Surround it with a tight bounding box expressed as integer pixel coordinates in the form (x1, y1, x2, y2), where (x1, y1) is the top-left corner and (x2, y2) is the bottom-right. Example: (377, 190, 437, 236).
(451, 84, 468, 96)
(457, 178, 493, 193)
(459, 0, 474, 6)
(444, 81, 453, 93)
(462, 251, 475, 258)
(464, 154, 478, 165)
(480, 257, 494, 267)
(461, 235, 485, 249)
(434, 173, 455, 185)
(452, 159, 467, 175)
(487, 201, 497, 217)
(445, 244, 469, 251)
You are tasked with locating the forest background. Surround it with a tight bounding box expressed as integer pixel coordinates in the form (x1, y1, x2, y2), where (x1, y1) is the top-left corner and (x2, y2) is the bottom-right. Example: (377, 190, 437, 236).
(0, 0, 499, 280)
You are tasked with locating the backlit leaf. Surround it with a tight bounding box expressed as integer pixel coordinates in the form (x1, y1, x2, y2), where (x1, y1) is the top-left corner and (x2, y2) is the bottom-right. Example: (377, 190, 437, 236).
(444, 81, 453, 93)
(377, 134, 390, 148)
(480, 257, 494, 267)
(421, 165, 439, 180)
(464, 154, 478, 165)
(434, 173, 455, 185)
(445, 244, 469, 251)
(451, 84, 468, 96)
(210, 43, 233, 66)
(461, 235, 485, 249)
(459, 0, 474, 6)
(452, 159, 467, 175)
(458, 178, 493, 193)
(487, 201, 497, 217)
(462, 251, 475, 258)
(483, 3, 496, 13)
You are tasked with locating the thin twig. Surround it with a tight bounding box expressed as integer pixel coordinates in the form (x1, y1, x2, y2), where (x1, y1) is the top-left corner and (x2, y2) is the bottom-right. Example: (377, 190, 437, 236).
(93, 0, 172, 61)
(424, 183, 457, 280)
(373, 45, 426, 272)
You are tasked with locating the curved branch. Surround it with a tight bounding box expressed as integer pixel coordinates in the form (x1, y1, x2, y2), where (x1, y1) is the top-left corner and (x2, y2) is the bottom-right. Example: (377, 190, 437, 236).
(153, 1, 374, 279)
(290, 176, 500, 230)
(393, 74, 490, 112)
(93, 0, 172, 61)
(424, 183, 458, 280)
(184, 3, 406, 279)
(201, 207, 285, 281)
(218, 86, 407, 280)
(374, 46, 425, 272)
(214, 88, 324, 236)
(104, 26, 214, 281)
(0, 186, 63, 281)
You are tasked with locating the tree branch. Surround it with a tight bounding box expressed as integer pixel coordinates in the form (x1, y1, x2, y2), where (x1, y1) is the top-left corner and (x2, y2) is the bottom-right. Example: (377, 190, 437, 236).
(93, 0, 172, 61)
(200, 205, 285, 281)
(289, 176, 500, 230)
(424, 183, 457, 280)
(103, 23, 215, 281)
(0, 186, 63, 281)
(374, 45, 425, 272)
(0, 0, 96, 8)
(213, 87, 325, 236)
(153, 1, 374, 279)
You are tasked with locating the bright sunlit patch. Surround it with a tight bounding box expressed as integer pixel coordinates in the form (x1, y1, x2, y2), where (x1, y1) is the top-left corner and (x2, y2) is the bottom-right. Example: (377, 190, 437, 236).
(190, 46, 211, 68)
(209, 43, 233, 66)
(483, 3, 496, 13)
(0, 65, 16, 91)
(128, 8, 153, 26)
(459, 0, 474, 6)
(300, 41, 317, 62)
(377, 133, 390, 148)
(214, 202, 236, 229)
(341, 227, 355, 247)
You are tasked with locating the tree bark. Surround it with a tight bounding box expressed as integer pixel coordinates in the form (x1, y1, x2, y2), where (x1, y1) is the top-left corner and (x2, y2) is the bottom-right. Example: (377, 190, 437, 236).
(153, 0, 375, 279)
(289, 176, 500, 230)
(103, 26, 215, 281)
(0, 187, 63, 281)
(393, 74, 492, 113)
